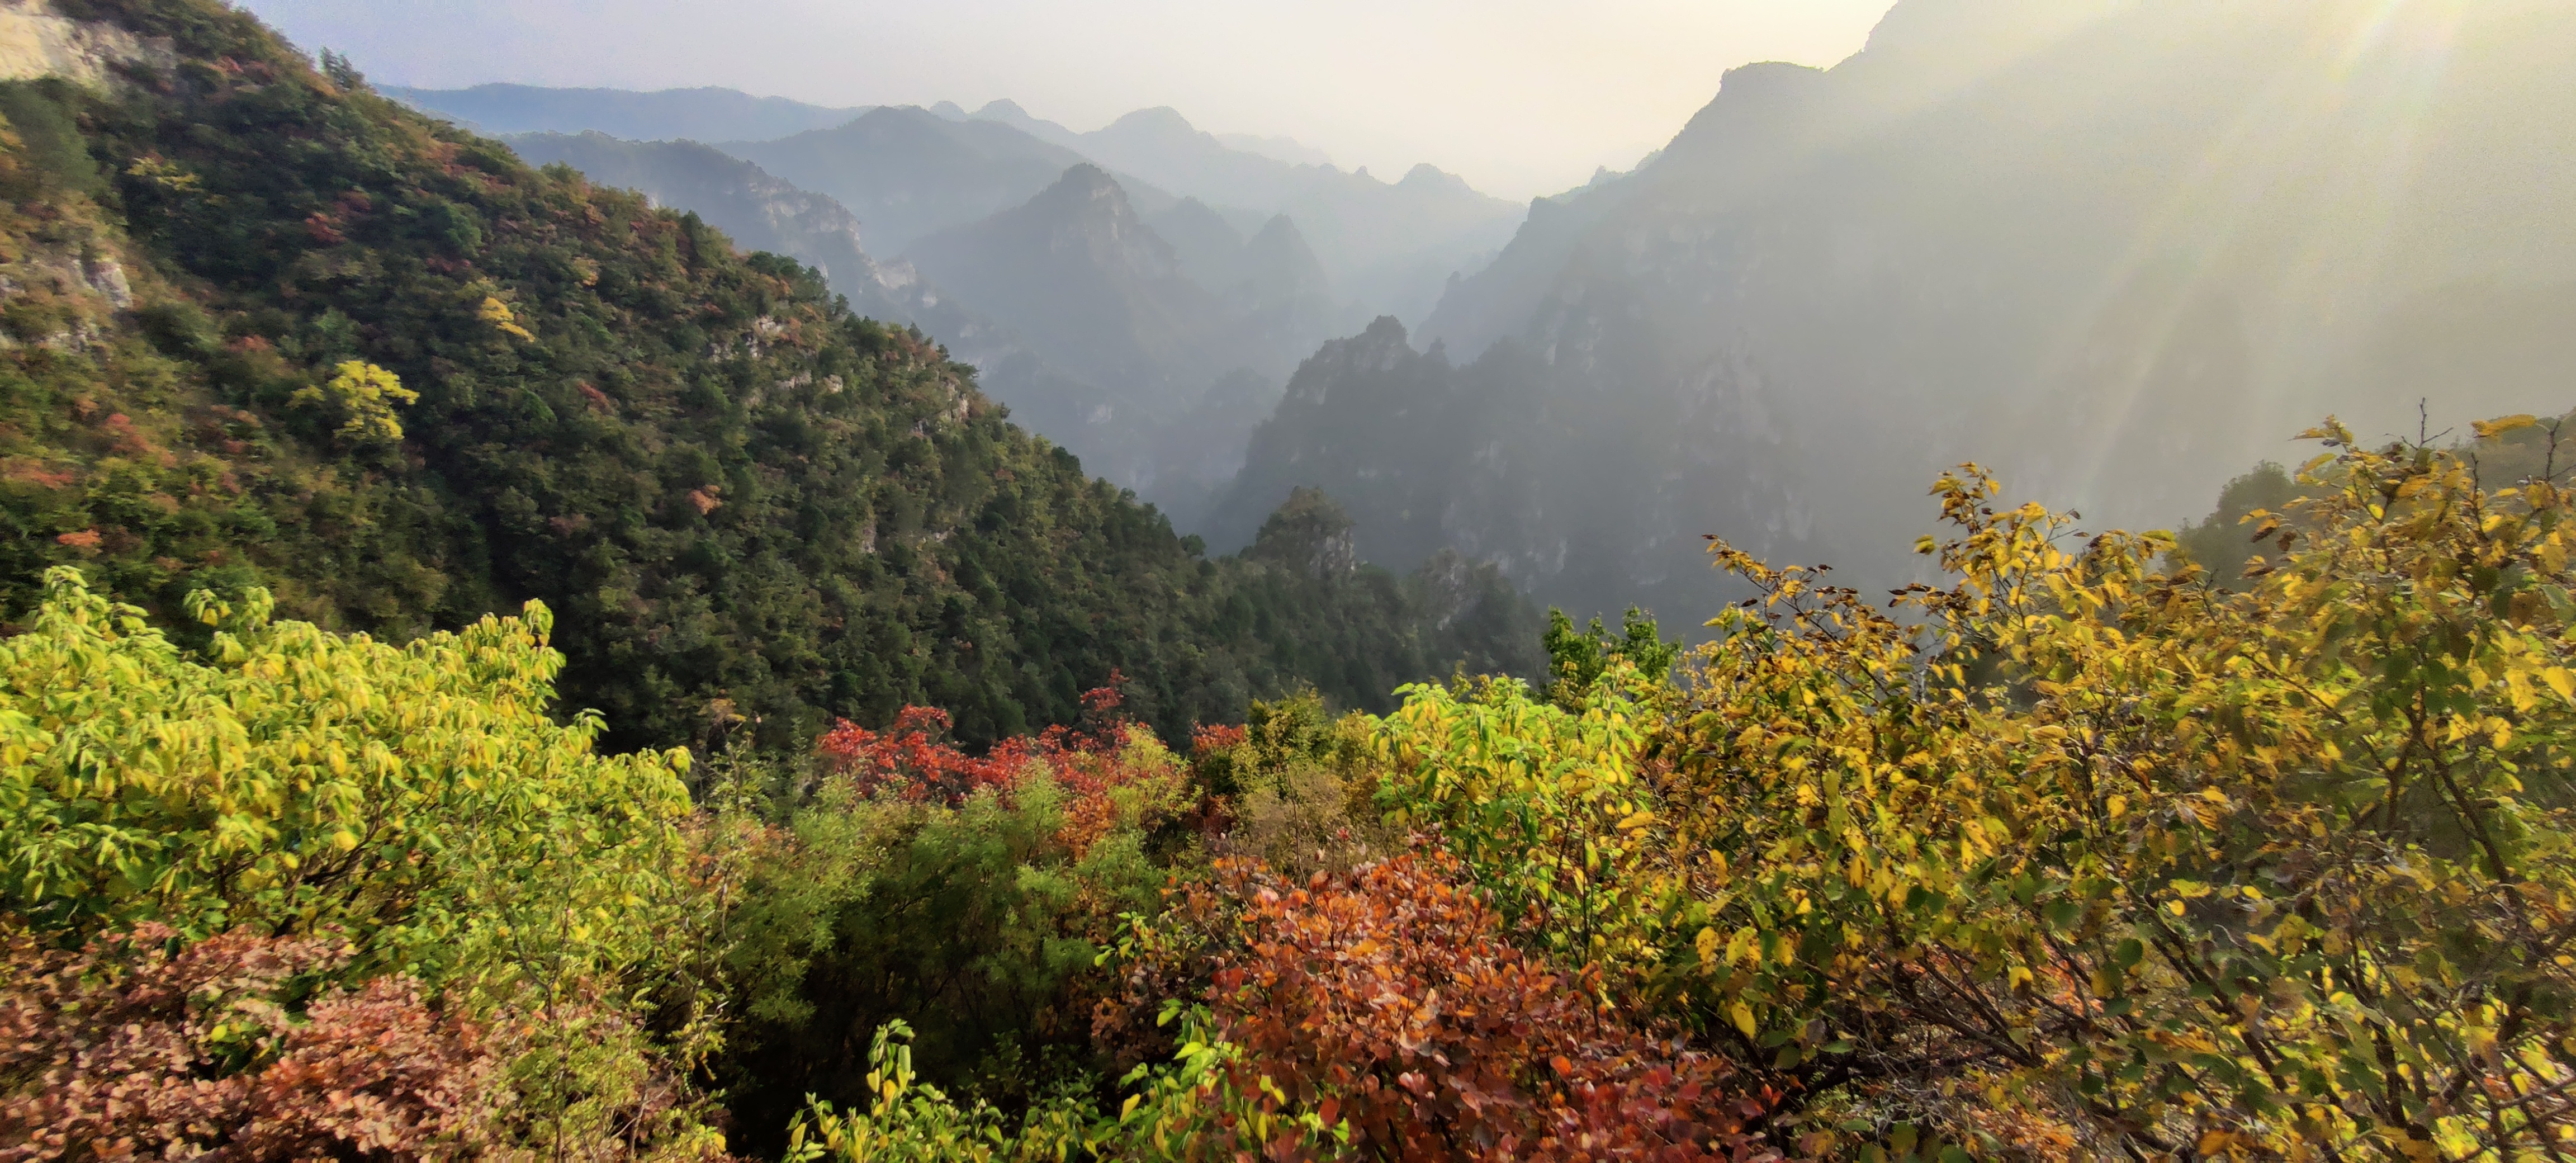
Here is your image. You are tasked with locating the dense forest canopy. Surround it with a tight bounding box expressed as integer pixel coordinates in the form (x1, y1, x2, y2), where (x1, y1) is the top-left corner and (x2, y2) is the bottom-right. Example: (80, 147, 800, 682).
(3, 0, 2573, 1160)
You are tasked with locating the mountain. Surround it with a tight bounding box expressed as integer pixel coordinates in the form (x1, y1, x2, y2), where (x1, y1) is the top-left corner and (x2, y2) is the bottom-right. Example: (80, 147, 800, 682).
(946, 97, 1084, 151)
(0, 0, 1541, 751)
(1208, 319, 1480, 573)
(1215, 130, 1332, 168)
(965, 103, 1521, 323)
(722, 106, 1183, 256)
(495, 130, 1341, 526)
(1222, 215, 1346, 374)
(1224, 0, 2576, 622)
(1143, 196, 1253, 289)
(391, 83, 1520, 322)
(501, 130, 983, 340)
(905, 167, 1349, 523)
(908, 164, 1228, 423)
(388, 82, 866, 143)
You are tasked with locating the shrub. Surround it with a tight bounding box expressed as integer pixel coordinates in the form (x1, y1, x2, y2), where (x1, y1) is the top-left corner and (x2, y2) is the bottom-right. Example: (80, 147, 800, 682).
(1376, 670, 1675, 976)
(715, 689, 1192, 1150)
(0, 924, 498, 1160)
(1102, 852, 1774, 1161)
(1663, 419, 2576, 1157)
(0, 568, 697, 996)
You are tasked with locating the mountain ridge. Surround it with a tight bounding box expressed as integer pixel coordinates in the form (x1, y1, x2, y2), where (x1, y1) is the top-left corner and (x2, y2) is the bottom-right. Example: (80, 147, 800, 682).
(387, 82, 869, 143)
(1245, 0, 2576, 622)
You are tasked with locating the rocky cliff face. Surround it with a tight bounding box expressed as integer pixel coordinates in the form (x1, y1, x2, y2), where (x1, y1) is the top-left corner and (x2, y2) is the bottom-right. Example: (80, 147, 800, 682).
(1233, 0, 2576, 621)
(0, 0, 168, 87)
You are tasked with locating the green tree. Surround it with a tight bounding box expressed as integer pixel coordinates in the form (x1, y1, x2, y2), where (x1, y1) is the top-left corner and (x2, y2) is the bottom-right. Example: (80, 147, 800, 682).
(1542, 606, 1681, 705)
(0, 568, 695, 997)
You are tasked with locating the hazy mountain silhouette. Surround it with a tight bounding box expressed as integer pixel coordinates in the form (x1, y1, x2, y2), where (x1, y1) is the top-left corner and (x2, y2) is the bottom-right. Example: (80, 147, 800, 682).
(1143, 197, 1255, 290)
(390, 83, 866, 143)
(501, 131, 978, 335)
(1214, 131, 1333, 168)
(907, 166, 1352, 526)
(399, 82, 1518, 323)
(716, 106, 1187, 256)
(963, 102, 1521, 322)
(1227, 0, 2576, 622)
(909, 164, 1227, 409)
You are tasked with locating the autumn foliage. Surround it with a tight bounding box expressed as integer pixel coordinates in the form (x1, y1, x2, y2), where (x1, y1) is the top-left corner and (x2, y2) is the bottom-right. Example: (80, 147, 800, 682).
(814, 679, 1171, 855)
(1103, 852, 1775, 1161)
(21, 396, 2576, 1162)
(0, 925, 497, 1160)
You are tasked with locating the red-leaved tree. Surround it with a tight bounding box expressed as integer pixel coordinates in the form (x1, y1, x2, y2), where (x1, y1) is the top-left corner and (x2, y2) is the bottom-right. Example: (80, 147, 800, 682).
(0, 925, 497, 1161)
(1102, 853, 1782, 1162)
(812, 679, 1170, 857)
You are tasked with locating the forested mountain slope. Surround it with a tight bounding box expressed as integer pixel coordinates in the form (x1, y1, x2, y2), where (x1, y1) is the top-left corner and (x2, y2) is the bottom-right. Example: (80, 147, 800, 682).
(0, 0, 1540, 750)
(1238, 0, 2576, 620)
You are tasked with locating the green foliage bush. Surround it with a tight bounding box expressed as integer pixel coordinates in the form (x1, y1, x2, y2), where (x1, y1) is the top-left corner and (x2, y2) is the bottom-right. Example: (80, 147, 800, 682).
(709, 718, 1194, 1150)
(0, 572, 733, 1160)
(0, 568, 695, 995)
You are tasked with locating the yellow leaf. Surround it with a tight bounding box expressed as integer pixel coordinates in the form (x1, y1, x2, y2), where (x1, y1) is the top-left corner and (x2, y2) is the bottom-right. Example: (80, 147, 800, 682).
(2472, 414, 2539, 439)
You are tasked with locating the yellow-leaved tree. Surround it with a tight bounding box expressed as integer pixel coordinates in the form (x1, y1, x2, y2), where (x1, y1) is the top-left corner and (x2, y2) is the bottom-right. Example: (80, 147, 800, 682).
(1663, 419, 2576, 1160)
(289, 359, 419, 446)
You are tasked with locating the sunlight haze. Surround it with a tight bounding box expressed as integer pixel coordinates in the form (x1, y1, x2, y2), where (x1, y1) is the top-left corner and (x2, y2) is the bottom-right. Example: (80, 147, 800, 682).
(235, 0, 1898, 198)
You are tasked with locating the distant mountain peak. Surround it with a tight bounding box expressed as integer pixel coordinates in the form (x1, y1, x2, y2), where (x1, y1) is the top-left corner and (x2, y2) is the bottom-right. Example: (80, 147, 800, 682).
(962, 99, 1083, 149)
(967, 164, 1172, 271)
(1106, 106, 1199, 137)
(1044, 162, 1128, 204)
(1398, 163, 1473, 193)
(1247, 215, 1319, 260)
(1241, 214, 1328, 292)
(1356, 314, 1409, 346)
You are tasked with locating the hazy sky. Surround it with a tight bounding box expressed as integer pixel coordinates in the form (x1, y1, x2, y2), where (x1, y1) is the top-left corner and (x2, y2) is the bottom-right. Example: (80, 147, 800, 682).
(236, 0, 1898, 200)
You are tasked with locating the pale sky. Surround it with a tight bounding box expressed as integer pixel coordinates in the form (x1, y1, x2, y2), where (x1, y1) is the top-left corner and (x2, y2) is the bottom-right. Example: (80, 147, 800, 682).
(235, 0, 1899, 200)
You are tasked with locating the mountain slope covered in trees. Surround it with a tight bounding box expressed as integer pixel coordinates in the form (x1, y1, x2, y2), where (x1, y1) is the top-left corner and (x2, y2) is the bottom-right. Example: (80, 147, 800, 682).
(0, 0, 1540, 751)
